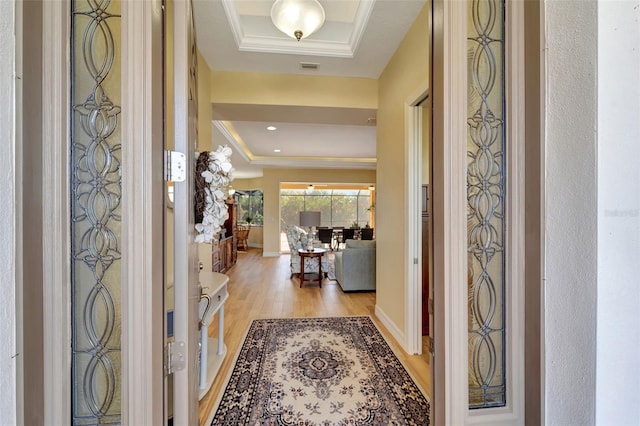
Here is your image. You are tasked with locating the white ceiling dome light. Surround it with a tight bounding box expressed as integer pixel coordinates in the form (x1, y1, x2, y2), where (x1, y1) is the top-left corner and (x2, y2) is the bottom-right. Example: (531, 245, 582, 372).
(270, 0, 326, 41)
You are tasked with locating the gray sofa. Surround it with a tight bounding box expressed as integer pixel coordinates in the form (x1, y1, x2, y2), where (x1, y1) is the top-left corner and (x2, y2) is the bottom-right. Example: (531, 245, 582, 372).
(334, 239, 376, 291)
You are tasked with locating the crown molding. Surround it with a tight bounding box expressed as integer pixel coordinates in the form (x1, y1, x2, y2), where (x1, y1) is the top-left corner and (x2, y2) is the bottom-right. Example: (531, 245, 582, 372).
(237, 35, 355, 58)
(249, 156, 376, 168)
(221, 0, 375, 58)
(213, 120, 254, 163)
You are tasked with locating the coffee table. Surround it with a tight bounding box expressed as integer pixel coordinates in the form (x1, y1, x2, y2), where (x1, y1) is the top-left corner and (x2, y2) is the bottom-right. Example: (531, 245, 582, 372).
(297, 248, 327, 288)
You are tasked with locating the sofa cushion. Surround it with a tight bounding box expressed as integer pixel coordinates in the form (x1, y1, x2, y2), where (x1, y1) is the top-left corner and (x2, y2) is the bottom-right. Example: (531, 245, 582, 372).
(345, 239, 376, 249)
(335, 240, 376, 292)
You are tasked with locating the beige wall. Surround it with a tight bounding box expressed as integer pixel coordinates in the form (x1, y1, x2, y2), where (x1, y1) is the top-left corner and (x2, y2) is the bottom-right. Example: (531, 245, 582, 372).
(232, 177, 264, 191)
(260, 168, 376, 255)
(210, 71, 377, 109)
(376, 3, 430, 332)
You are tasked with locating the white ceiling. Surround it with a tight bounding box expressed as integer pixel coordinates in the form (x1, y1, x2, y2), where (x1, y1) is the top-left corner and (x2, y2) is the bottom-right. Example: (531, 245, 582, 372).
(192, 0, 427, 178)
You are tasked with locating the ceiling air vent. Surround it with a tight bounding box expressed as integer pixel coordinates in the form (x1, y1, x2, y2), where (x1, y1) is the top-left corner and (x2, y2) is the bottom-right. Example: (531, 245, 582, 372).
(300, 62, 319, 71)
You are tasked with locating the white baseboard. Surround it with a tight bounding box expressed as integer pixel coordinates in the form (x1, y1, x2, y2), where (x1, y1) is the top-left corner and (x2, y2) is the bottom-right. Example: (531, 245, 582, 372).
(262, 251, 281, 258)
(374, 304, 409, 353)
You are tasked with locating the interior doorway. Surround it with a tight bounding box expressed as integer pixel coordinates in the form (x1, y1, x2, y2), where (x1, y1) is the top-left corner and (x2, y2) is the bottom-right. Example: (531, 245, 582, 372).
(419, 98, 433, 356)
(404, 83, 433, 415)
(405, 85, 430, 354)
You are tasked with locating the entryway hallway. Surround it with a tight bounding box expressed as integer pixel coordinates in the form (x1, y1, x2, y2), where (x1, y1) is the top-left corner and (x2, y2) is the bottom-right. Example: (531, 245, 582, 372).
(197, 248, 431, 425)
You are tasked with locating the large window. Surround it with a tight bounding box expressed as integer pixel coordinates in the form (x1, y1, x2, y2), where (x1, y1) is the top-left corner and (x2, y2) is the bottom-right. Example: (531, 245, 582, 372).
(235, 189, 264, 225)
(280, 188, 373, 228)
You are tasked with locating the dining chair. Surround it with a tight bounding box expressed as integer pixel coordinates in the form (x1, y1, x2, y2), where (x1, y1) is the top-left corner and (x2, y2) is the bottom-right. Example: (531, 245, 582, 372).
(236, 224, 250, 250)
(317, 228, 334, 250)
(339, 228, 356, 250)
(360, 228, 374, 240)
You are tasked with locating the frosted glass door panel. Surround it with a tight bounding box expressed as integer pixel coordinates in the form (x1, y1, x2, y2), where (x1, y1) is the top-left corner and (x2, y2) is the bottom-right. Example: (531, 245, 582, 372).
(71, 0, 122, 422)
(466, 0, 506, 409)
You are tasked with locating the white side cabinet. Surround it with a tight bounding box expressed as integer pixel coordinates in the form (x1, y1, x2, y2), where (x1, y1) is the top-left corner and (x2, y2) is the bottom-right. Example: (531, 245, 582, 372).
(198, 271, 229, 400)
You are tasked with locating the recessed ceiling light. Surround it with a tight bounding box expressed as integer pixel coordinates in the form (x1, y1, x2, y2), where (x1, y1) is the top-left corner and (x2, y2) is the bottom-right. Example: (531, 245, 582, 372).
(267, 126, 277, 131)
(273, 149, 281, 153)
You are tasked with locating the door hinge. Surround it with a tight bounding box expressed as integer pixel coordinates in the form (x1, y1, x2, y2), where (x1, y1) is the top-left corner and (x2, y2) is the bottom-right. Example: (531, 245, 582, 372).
(428, 298, 434, 315)
(165, 341, 186, 375)
(429, 337, 435, 354)
(165, 150, 187, 182)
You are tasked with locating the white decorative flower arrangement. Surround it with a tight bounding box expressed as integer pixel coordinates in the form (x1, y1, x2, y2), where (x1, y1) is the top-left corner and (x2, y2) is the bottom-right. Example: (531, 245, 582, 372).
(194, 145, 234, 243)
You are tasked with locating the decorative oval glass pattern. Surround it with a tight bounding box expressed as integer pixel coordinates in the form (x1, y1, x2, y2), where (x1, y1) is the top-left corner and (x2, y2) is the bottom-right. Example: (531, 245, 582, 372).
(467, 0, 506, 409)
(71, 0, 122, 422)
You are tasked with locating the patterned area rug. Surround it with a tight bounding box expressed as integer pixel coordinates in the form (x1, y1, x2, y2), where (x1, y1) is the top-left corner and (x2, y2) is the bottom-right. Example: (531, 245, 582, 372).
(211, 316, 430, 425)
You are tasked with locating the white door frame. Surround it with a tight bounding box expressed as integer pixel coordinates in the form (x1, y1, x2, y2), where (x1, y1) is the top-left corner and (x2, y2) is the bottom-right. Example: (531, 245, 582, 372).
(405, 83, 430, 355)
(171, 0, 201, 423)
(431, 2, 468, 422)
(42, 0, 72, 422)
(42, 0, 166, 423)
(121, 0, 165, 424)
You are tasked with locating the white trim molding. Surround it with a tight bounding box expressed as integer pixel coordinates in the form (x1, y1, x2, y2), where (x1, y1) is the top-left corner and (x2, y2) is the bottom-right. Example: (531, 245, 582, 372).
(374, 304, 406, 351)
(1, 1, 18, 424)
(121, 0, 165, 424)
(42, 0, 72, 423)
(262, 251, 282, 257)
(220, 0, 375, 58)
(432, 0, 472, 423)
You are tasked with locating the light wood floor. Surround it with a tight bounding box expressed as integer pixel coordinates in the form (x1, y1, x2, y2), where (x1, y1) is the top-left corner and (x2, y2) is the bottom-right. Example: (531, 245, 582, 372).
(197, 248, 431, 425)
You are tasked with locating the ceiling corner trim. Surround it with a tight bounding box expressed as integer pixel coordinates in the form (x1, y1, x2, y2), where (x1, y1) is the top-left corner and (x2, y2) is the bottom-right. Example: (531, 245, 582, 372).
(221, 0, 245, 48)
(348, 0, 377, 53)
(213, 120, 254, 163)
(249, 157, 377, 169)
(237, 36, 355, 58)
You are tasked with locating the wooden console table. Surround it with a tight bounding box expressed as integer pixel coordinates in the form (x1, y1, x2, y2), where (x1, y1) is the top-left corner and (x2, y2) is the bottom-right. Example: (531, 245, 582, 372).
(298, 248, 327, 288)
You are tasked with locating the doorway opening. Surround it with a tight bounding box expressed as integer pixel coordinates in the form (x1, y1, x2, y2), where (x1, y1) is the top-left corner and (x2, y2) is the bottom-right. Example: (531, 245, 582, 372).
(405, 86, 433, 405)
